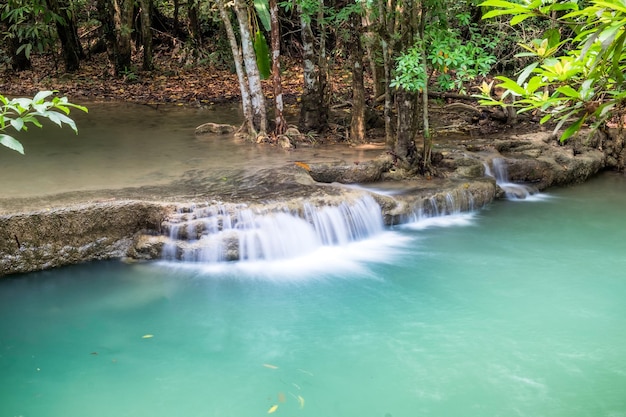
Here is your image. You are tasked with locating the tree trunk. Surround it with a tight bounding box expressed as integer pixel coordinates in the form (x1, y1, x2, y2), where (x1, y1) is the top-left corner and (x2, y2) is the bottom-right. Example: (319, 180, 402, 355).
(418, 1, 431, 173)
(46, 0, 84, 72)
(233, 0, 267, 135)
(374, 0, 397, 148)
(299, 3, 325, 132)
(349, 12, 366, 144)
(395, 88, 417, 167)
(269, 0, 286, 135)
(188, 0, 201, 44)
(217, 0, 255, 135)
(96, 0, 134, 76)
(269, 0, 287, 135)
(138, 0, 153, 71)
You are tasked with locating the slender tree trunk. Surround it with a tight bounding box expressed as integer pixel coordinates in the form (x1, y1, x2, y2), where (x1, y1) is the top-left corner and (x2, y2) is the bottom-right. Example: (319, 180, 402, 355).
(317, 0, 329, 125)
(395, 88, 417, 166)
(46, 0, 84, 72)
(376, 0, 396, 148)
(138, 0, 153, 71)
(173, 0, 180, 36)
(299, 3, 325, 131)
(418, 1, 431, 173)
(188, 0, 201, 44)
(217, 0, 255, 135)
(269, 0, 286, 135)
(96, 0, 134, 75)
(234, 0, 267, 134)
(349, 12, 366, 144)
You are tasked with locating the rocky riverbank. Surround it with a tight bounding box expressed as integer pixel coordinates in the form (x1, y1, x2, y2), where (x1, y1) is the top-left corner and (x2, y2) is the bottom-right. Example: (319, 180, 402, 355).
(0, 129, 616, 276)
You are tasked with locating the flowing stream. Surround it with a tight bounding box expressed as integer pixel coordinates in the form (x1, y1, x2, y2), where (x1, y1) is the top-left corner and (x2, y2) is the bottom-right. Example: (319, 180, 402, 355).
(2, 172, 626, 417)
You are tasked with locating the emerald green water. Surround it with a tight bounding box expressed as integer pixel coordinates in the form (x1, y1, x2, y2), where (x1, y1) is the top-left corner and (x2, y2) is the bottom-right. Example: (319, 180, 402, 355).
(2, 173, 626, 417)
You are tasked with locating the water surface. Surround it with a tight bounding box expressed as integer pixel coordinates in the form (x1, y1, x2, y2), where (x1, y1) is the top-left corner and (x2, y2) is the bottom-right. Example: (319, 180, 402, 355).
(1, 173, 625, 417)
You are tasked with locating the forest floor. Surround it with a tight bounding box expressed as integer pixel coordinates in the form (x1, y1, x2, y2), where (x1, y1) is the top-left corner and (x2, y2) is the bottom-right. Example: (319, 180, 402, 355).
(1, 52, 349, 106)
(0, 50, 540, 145)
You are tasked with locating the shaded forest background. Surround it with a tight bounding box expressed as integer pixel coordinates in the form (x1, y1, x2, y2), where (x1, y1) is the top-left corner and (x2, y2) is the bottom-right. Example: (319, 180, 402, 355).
(2, 0, 624, 172)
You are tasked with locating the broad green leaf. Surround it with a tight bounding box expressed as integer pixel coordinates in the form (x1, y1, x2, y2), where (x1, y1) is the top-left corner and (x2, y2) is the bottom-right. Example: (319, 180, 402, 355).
(510, 13, 532, 25)
(556, 85, 580, 98)
(550, 2, 579, 12)
(525, 75, 544, 94)
(254, 0, 271, 32)
(594, 0, 626, 14)
(479, 0, 520, 8)
(495, 76, 526, 96)
(560, 116, 586, 142)
(33, 90, 55, 104)
(0, 134, 25, 154)
(517, 62, 539, 84)
(483, 9, 517, 19)
(10, 117, 24, 131)
(254, 30, 271, 80)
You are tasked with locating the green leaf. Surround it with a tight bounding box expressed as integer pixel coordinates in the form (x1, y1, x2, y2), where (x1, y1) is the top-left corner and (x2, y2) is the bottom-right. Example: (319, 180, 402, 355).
(254, 0, 271, 32)
(0, 134, 25, 154)
(560, 116, 586, 142)
(495, 76, 526, 96)
(254, 30, 271, 80)
(33, 90, 55, 104)
(10, 117, 25, 131)
(517, 62, 539, 85)
(540, 113, 552, 124)
(510, 13, 532, 25)
(556, 85, 580, 99)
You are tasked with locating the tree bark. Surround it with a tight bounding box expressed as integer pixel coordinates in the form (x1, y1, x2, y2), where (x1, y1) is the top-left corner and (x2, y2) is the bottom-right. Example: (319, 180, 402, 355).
(138, 0, 153, 71)
(349, 12, 366, 144)
(299, 2, 326, 132)
(395, 88, 417, 167)
(269, 0, 286, 135)
(45, 0, 84, 72)
(96, 0, 134, 75)
(217, 0, 255, 135)
(188, 0, 201, 44)
(418, 1, 431, 173)
(233, 0, 267, 134)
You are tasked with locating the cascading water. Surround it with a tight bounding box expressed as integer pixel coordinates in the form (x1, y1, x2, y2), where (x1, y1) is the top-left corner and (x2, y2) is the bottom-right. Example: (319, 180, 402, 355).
(403, 189, 479, 230)
(162, 195, 385, 263)
(488, 157, 539, 200)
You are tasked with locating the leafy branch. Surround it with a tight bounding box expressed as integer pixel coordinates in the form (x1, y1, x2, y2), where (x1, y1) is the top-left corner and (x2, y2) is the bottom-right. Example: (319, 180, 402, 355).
(477, 0, 626, 142)
(0, 91, 88, 154)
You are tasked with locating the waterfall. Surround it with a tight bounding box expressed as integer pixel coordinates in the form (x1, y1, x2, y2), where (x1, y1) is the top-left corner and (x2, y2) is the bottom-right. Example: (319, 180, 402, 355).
(488, 158, 538, 200)
(402, 189, 478, 230)
(162, 195, 385, 263)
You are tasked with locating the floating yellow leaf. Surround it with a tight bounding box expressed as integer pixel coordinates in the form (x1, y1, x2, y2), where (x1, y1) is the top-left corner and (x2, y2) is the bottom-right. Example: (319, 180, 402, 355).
(262, 363, 279, 369)
(142, 334, 154, 339)
(297, 395, 305, 409)
(267, 404, 278, 414)
(294, 161, 311, 171)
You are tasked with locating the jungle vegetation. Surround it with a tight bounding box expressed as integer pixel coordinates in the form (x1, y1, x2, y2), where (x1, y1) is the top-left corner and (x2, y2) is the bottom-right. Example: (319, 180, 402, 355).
(1, 0, 624, 168)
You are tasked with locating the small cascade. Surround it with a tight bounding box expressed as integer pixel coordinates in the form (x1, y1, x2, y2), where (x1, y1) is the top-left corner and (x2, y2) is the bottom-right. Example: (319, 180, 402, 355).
(162, 195, 385, 263)
(402, 188, 478, 230)
(488, 158, 538, 200)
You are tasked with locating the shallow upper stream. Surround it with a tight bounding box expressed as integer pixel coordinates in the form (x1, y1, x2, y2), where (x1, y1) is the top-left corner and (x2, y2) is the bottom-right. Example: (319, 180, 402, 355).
(0, 102, 383, 207)
(1, 170, 625, 417)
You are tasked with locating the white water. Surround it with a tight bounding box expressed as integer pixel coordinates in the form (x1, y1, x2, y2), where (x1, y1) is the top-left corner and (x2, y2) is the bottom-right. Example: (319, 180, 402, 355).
(163, 195, 386, 263)
(487, 158, 545, 201)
